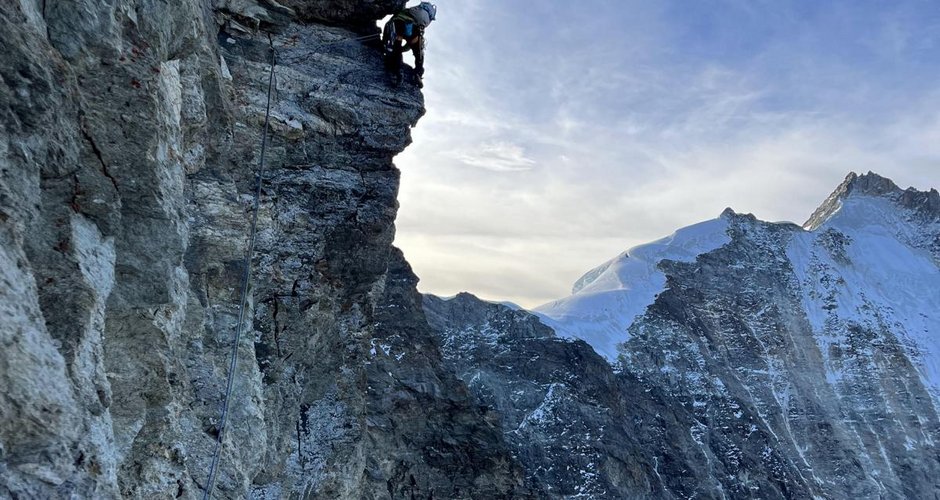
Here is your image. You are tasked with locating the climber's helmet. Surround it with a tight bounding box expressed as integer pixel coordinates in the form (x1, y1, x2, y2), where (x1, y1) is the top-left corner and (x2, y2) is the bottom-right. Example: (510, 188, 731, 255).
(420, 2, 437, 21)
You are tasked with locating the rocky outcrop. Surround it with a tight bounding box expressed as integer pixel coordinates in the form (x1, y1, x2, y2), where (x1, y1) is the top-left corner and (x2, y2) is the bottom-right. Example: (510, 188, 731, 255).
(424, 293, 656, 498)
(364, 251, 532, 499)
(1, 1, 529, 498)
(275, 0, 407, 26)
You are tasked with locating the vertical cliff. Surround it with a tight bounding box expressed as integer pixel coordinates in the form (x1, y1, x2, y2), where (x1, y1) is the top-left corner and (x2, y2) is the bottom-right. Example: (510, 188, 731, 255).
(1, 1, 529, 498)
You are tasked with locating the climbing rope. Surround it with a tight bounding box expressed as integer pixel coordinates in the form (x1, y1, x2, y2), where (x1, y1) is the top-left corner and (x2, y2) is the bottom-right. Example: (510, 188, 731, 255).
(342, 32, 381, 43)
(201, 29, 382, 498)
(202, 36, 277, 500)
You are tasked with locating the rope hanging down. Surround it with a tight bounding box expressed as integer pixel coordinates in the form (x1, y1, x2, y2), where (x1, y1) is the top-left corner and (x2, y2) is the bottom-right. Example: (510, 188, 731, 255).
(203, 38, 278, 500)
(201, 30, 380, 499)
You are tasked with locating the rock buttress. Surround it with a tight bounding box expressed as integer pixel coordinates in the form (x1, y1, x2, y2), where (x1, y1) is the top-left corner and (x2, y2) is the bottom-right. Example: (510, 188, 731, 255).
(1, 0, 532, 498)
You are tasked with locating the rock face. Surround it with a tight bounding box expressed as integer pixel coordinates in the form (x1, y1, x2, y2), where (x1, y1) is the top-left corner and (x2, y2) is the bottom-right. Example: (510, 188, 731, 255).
(424, 293, 665, 498)
(427, 173, 940, 499)
(1, 1, 528, 498)
(425, 293, 816, 499)
(365, 251, 531, 499)
(276, 0, 407, 26)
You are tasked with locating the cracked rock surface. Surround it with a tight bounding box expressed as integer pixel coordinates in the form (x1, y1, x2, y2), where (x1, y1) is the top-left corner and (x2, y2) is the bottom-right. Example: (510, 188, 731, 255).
(1, 1, 529, 498)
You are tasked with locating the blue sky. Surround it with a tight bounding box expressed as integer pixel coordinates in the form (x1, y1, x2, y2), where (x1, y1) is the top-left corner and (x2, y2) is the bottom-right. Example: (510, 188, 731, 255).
(392, 0, 940, 307)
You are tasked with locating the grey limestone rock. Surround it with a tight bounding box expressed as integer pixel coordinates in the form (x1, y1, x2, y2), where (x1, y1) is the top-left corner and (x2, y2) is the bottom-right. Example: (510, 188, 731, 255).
(276, 0, 407, 27)
(1, 0, 528, 498)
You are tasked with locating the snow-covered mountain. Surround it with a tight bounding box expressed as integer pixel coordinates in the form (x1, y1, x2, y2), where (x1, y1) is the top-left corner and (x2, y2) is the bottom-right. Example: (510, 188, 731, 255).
(427, 172, 940, 498)
(537, 173, 939, 393)
(791, 173, 940, 401)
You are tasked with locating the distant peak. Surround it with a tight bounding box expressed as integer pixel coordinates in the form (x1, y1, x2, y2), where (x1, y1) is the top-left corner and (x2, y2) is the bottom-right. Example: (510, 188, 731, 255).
(717, 207, 763, 228)
(803, 171, 935, 230)
(829, 171, 903, 200)
(803, 171, 940, 231)
(845, 171, 902, 197)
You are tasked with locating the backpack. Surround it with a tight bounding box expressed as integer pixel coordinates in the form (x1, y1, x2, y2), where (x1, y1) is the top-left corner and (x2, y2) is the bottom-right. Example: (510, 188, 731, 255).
(399, 2, 436, 29)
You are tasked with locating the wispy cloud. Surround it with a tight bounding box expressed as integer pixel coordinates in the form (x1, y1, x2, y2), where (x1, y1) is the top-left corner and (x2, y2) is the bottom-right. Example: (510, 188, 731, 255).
(458, 141, 537, 172)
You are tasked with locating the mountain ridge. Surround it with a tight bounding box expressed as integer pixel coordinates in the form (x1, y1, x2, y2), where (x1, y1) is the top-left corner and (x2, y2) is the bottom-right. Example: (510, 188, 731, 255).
(805, 171, 940, 231)
(426, 171, 940, 498)
(535, 171, 938, 362)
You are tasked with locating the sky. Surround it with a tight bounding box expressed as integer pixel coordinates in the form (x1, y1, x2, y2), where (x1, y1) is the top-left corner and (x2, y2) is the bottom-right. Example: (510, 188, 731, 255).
(391, 0, 940, 309)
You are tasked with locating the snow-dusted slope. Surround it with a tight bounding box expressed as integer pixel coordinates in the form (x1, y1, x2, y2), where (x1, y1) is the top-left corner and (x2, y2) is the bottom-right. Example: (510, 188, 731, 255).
(790, 179, 940, 399)
(535, 214, 732, 359)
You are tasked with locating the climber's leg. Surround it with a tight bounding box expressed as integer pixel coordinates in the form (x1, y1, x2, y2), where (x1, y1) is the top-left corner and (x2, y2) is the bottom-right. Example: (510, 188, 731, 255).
(383, 20, 405, 86)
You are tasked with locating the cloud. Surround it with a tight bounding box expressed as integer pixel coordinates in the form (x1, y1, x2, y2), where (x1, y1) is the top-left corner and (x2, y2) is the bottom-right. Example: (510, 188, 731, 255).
(457, 141, 537, 172)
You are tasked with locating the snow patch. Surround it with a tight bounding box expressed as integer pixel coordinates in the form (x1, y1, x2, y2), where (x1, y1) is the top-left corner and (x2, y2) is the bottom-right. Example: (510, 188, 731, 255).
(535, 215, 733, 361)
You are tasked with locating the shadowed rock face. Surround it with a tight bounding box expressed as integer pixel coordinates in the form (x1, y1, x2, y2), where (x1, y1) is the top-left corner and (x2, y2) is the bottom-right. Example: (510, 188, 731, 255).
(365, 251, 533, 499)
(423, 293, 658, 498)
(276, 0, 408, 26)
(424, 293, 814, 499)
(1, 1, 528, 498)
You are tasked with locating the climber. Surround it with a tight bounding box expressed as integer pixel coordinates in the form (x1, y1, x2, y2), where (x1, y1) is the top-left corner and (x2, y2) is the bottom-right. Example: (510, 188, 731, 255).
(382, 2, 436, 88)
